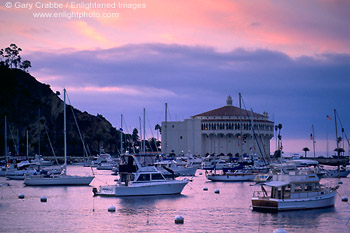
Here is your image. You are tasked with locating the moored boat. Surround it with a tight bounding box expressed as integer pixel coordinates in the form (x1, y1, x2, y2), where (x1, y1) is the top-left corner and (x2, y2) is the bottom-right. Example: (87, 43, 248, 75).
(252, 171, 338, 212)
(24, 89, 94, 186)
(94, 155, 189, 197)
(206, 169, 257, 181)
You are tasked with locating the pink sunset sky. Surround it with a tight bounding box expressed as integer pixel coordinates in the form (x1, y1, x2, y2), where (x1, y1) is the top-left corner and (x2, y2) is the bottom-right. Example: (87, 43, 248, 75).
(1, 0, 349, 155)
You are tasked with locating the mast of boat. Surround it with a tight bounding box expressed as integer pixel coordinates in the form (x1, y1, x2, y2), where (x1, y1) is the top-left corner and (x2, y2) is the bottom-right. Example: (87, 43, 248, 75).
(143, 108, 146, 154)
(38, 107, 40, 156)
(312, 125, 316, 158)
(164, 103, 168, 155)
(120, 114, 123, 155)
(4, 116, 7, 162)
(250, 108, 269, 165)
(64, 88, 67, 175)
(334, 109, 340, 170)
(326, 116, 329, 157)
(239, 93, 243, 159)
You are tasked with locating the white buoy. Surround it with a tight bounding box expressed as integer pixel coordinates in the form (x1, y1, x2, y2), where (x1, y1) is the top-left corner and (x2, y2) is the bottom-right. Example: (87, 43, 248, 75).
(273, 229, 287, 233)
(108, 206, 116, 212)
(18, 193, 25, 199)
(175, 215, 184, 224)
(40, 196, 47, 202)
(214, 189, 220, 194)
(203, 187, 208, 191)
(342, 196, 348, 202)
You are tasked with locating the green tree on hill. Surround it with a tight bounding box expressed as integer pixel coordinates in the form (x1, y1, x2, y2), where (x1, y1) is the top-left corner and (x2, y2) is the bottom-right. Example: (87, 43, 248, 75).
(0, 44, 31, 72)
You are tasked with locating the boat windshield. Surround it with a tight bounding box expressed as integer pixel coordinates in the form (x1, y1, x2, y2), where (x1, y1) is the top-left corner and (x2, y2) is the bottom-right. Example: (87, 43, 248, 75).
(136, 174, 150, 182)
(152, 173, 165, 180)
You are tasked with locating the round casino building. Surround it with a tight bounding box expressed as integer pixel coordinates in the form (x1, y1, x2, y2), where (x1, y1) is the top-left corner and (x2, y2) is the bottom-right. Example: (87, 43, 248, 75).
(161, 96, 274, 158)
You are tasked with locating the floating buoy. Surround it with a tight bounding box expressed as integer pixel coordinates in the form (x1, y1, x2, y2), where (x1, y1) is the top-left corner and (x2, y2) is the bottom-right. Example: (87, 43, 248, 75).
(273, 229, 287, 233)
(214, 189, 220, 194)
(203, 187, 208, 191)
(342, 196, 348, 202)
(18, 193, 25, 199)
(199, 172, 202, 175)
(40, 196, 47, 202)
(175, 215, 184, 224)
(108, 206, 116, 212)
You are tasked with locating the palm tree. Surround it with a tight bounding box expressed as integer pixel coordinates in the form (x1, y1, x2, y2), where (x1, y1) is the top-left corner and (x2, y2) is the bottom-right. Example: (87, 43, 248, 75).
(302, 147, 310, 158)
(155, 124, 161, 140)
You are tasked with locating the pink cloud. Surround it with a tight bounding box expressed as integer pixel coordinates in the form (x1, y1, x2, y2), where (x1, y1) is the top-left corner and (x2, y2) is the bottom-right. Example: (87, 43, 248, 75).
(2, 0, 348, 57)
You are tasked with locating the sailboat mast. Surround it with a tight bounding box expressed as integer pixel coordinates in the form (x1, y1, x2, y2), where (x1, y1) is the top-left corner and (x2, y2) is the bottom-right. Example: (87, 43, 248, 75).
(26, 130, 29, 159)
(143, 108, 146, 154)
(4, 116, 7, 162)
(239, 93, 243, 157)
(312, 125, 316, 158)
(64, 89, 67, 175)
(120, 114, 123, 155)
(38, 108, 40, 156)
(334, 109, 339, 154)
(164, 103, 167, 155)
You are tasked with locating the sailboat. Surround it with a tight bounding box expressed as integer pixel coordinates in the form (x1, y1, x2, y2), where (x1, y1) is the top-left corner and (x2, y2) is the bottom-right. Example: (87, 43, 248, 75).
(24, 89, 94, 186)
(322, 109, 350, 178)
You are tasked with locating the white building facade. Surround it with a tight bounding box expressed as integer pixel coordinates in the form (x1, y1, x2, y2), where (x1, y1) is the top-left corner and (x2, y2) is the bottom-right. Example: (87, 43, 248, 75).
(161, 96, 274, 157)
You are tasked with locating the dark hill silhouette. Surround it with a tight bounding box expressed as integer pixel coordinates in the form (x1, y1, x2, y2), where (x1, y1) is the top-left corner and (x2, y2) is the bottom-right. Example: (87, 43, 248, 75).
(0, 66, 121, 159)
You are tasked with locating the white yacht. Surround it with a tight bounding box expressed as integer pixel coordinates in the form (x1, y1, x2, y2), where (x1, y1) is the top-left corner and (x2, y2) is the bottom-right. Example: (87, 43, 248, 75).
(94, 155, 189, 197)
(252, 170, 339, 211)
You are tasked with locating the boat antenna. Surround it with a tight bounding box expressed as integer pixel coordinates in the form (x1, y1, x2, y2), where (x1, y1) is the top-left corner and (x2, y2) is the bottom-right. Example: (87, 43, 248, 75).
(64, 88, 67, 175)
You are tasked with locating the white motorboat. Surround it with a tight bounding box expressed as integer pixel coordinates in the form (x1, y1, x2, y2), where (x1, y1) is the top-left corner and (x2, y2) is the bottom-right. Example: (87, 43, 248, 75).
(206, 169, 257, 181)
(154, 160, 197, 177)
(94, 155, 189, 197)
(252, 171, 339, 211)
(24, 89, 94, 186)
(201, 155, 231, 170)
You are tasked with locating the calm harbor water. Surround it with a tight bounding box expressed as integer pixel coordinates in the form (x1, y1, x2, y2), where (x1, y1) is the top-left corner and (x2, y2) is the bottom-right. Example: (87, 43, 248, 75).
(0, 166, 349, 233)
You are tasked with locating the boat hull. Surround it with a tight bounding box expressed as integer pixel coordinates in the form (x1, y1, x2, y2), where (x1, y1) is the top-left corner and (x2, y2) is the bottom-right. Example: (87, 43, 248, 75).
(206, 173, 256, 181)
(252, 191, 336, 211)
(323, 169, 350, 178)
(24, 175, 94, 186)
(160, 167, 197, 177)
(97, 180, 188, 197)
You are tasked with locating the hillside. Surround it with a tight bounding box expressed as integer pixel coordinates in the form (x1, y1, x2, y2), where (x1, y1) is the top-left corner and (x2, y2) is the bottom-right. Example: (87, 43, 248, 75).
(0, 66, 121, 158)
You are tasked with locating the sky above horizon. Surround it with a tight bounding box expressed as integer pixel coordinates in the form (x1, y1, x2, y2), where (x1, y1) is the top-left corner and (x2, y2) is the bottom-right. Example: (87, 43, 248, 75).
(1, 0, 349, 155)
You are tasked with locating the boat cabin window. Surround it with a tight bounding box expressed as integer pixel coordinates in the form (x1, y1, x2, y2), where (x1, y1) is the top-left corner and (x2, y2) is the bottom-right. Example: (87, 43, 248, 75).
(294, 184, 304, 192)
(152, 173, 164, 180)
(137, 174, 150, 181)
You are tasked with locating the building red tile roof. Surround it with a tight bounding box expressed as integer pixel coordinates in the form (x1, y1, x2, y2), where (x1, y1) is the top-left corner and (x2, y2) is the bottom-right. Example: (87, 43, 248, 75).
(192, 105, 265, 118)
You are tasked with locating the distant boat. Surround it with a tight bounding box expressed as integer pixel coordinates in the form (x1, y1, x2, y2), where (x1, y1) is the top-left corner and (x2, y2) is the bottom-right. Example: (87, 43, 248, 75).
(93, 155, 189, 197)
(322, 166, 350, 178)
(252, 171, 338, 211)
(206, 169, 257, 182)
(154, 160, 197, 176)
(24, 89, 94, 186)
(201, 154, 232, 170)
